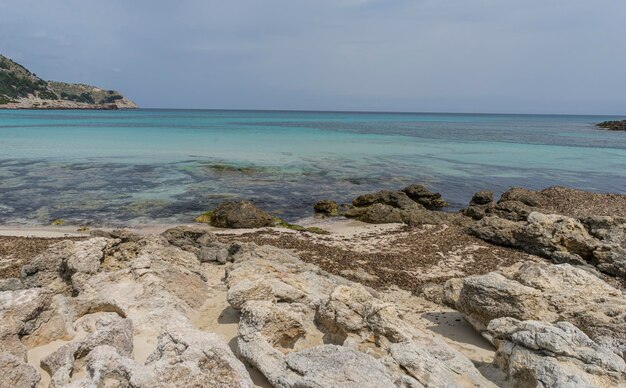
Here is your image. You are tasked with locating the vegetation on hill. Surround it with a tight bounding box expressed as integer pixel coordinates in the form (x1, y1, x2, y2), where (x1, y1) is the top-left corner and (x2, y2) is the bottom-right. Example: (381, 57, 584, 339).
(0, 54, 135, 108)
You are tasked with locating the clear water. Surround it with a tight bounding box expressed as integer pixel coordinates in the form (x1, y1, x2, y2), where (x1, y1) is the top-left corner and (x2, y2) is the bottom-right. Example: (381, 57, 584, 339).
(1, 109, 625, 225)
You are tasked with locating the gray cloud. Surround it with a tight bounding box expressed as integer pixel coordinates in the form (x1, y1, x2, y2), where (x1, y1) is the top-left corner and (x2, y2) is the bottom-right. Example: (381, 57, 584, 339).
(1, 0, 625, 114)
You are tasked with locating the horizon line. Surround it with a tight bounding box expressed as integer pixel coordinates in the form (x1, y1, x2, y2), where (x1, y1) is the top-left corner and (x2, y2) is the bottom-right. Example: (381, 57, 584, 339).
(131, 107, 626, 117)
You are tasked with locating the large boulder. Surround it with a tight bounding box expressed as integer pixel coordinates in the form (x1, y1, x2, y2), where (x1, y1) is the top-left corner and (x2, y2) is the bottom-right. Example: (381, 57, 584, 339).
(352, 190, 418, 210)
(209, 200, 274, 229)
(346, 189, 460, 226)
(472, 212, 626, 277)
(284, 345, 397, 387)
(449, 262, 626, 359)
(41, 313, 134, 387)
(488, 318, 626, 387)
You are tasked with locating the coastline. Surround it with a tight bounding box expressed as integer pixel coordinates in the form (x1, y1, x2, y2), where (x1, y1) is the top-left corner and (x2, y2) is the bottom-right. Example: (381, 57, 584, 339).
(1, 184, 625, 386)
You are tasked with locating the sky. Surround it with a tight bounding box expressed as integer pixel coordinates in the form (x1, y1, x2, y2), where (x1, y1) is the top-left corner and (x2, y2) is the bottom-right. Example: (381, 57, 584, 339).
(1, 0, 625, 114)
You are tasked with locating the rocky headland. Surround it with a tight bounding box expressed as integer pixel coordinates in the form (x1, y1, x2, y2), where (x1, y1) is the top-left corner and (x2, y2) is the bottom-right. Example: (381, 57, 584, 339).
(0, 55, 136, 110)
(596, 120, 626, 131)
(1, 185, 625, 387)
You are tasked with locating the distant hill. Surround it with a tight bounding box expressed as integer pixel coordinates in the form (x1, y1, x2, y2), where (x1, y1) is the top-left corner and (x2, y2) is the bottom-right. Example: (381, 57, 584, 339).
(0, 55, 137, 109)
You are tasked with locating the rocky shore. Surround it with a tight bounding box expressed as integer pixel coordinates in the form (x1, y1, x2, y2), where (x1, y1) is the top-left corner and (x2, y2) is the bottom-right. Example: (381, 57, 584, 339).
(1, 185, 625, 387)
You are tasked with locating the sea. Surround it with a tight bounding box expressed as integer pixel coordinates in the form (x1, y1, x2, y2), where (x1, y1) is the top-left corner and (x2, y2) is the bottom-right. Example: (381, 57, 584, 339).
(1, 109, 625, 226)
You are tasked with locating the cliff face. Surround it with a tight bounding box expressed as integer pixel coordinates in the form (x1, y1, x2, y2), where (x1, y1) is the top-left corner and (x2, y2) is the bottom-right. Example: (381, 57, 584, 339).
(0, 55, 137, 109)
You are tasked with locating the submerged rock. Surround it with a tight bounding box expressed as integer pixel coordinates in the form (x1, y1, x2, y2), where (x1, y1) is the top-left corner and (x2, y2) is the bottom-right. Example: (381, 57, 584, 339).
(210, 200, 274, 228)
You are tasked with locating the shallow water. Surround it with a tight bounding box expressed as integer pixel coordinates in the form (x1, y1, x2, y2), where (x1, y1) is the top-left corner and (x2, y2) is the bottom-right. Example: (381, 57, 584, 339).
(0, 109, 625, 225)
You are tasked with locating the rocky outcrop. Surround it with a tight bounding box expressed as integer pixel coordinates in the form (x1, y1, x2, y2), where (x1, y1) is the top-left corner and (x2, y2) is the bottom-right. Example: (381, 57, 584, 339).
(345, 188, 462, 226)
(209, 200, 275, 229)
(467, 186, 626, 222)
(225, 241, 495, 387)
(448, 262, 626, 359)
(3, 225, 625, 387)
(472, 211, 626, 278)
(0, 229, 256, 387)
(402, 184, 449, 209)
(313, 200, 340, 216)
(488, 318, 626, 387)
(597, 119, 626, 131)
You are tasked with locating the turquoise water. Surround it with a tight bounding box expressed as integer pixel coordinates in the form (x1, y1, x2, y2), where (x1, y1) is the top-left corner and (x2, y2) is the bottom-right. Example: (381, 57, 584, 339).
(1, 109, 625, 225)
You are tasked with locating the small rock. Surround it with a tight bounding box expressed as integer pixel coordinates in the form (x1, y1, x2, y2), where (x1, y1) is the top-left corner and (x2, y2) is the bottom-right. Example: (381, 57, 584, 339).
(403, 184, 449, 209)
(313, 200, 340, 216)
(471, 190, 493, 205)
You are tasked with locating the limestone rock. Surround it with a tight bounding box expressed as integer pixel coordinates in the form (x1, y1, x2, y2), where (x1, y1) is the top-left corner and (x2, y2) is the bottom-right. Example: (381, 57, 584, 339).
(161, 225, 216, 251)
(227, 279, 275, 309)
(488, 318, 626, 387)
(390, 341, 492, 387)
(72, 328, 253, 388)
(0, 288, 53, 360)
(21, 238, 110, 294)
(42, 313, 133, 386)
(472, 211, 626, 278)
(226, 247, 494, 387)
(415, 282, 445, 305)
(137, 327, 253, 387)
(0, 352, 41, 388)
(285, 345, 397, 387)
(453, 262, 626, 358)
(0, 278, 23, 291)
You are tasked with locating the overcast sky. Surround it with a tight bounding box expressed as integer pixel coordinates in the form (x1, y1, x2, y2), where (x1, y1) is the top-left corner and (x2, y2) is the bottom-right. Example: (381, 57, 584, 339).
(1, 0, 625, 114)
